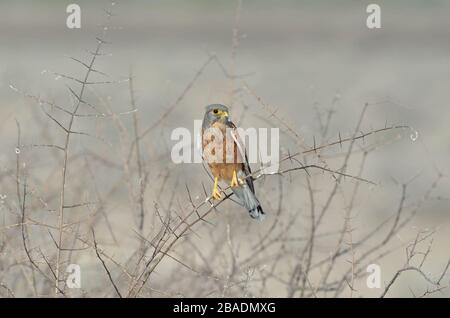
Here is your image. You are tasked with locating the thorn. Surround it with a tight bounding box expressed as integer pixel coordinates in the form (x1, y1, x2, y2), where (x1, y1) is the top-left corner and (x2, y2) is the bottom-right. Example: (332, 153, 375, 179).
(313, 136, 317, 153)
(103, 9, 114, 17)
(287, 149, 293, 165)
(96, 37, 111, 45)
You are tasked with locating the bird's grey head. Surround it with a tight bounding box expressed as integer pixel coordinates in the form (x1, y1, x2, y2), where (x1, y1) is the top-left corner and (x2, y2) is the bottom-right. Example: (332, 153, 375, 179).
(202, 104, 230, 129)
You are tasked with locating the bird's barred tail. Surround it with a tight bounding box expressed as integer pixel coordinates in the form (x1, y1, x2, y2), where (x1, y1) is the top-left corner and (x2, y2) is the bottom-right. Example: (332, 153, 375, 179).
(249, 204, 265, 221)
(232, 185, 265, 221)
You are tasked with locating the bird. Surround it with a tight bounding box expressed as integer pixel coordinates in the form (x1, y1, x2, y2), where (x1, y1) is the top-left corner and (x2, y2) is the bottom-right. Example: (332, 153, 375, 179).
(201, 104, 265, 220)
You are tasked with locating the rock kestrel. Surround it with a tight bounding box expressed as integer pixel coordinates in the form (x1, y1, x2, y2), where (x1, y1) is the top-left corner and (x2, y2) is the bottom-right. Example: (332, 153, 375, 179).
(201, 104, 265, 220)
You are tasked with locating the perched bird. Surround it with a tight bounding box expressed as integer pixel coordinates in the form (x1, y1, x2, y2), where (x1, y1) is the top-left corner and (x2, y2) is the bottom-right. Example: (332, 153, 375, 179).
(201, 104, 265, 220)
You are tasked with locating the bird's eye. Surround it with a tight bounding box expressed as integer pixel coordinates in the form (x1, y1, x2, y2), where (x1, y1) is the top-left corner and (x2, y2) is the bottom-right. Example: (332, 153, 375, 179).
(213, 109, 219, 114)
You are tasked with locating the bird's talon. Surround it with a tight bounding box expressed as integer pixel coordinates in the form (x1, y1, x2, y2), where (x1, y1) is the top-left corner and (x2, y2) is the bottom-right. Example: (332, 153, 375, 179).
(230, 170, 239, 187)
(211, 176, 222, 200)
(212, 189, 222, 200)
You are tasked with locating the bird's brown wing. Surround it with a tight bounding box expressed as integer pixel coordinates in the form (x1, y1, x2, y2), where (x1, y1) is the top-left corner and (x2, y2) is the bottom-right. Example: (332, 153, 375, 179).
(227, 120, 256, 193)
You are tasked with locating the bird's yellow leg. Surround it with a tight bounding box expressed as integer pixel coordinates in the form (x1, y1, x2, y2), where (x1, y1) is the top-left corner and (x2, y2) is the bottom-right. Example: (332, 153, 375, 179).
(212, 176, 222, 200)
(230, 170, 239, 187)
